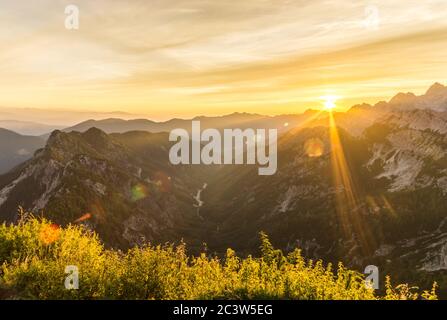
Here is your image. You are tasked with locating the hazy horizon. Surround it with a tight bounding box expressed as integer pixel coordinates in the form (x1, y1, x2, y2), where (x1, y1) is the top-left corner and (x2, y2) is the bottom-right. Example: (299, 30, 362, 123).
(1, 80, 444, 127)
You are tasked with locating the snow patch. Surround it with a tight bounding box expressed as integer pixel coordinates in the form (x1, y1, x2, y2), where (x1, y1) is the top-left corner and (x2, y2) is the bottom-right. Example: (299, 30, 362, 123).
(193, 183, 208, 208)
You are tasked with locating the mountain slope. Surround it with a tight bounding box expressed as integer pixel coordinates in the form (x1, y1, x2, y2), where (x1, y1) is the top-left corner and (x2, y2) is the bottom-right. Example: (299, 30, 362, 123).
(197, 108, 447, 252)
(0, 128, 213, 248)
(0, 128, 45, 174)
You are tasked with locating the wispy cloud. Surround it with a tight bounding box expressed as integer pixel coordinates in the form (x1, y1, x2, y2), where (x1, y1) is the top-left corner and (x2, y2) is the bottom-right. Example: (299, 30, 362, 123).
(0, 0, 446, 119)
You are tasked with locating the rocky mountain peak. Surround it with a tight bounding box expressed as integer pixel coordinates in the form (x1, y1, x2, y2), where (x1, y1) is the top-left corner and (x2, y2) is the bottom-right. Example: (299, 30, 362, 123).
(42, 127, 123, 164)
(45, 130, 73, 150)
(81, 127, 112, 148)
(425, 82, 447, 97)
(389, 92, 417, 105)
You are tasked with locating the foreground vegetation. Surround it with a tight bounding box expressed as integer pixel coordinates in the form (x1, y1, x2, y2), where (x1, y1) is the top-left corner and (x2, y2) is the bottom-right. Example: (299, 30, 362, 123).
(0, 213, 438, 300)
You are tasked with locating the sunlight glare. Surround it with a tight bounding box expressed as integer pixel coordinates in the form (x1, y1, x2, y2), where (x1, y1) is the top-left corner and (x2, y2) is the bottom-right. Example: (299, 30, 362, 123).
(322, 95, 339, 110)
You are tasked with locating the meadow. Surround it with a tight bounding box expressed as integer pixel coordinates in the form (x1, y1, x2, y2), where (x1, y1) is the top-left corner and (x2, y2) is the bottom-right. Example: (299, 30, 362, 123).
(0, 211, 438, 300)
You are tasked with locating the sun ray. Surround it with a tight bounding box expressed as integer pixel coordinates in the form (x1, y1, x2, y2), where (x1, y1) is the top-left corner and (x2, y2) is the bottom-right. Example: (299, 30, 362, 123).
(328, 111, 375, 255)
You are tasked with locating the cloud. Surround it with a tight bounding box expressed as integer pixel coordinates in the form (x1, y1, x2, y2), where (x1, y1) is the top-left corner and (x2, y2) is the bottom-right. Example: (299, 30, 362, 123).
(0, 0, 446, 118)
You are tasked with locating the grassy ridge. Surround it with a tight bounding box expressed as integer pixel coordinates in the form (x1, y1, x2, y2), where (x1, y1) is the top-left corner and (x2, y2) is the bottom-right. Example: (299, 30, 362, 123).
(0, 213, 438, 300)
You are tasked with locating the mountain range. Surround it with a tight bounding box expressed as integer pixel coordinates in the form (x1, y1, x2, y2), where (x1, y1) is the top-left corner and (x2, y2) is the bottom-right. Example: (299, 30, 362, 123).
(0, 83, 446, 291)
(2, 82, 446, 174)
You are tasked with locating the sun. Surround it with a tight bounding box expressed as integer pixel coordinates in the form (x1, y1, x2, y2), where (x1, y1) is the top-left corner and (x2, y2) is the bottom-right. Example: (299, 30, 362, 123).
(321, 95, 339, 111)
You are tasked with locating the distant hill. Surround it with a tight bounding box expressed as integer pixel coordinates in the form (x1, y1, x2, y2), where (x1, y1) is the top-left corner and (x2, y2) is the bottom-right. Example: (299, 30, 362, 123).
(0, 128, 45, 174)
(0, 120, 63, 136)
(62, 111, 323, 135)
(0, 107, 139, 129)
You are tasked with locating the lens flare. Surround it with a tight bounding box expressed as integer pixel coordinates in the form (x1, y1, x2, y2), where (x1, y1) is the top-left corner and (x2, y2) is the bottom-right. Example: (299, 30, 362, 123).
(39, 224, 61, 245)
(153, 171, 172, 193)
(74, 213, 92, 223)
(304, 138, 324, 157)
(131, 184, 149, 201)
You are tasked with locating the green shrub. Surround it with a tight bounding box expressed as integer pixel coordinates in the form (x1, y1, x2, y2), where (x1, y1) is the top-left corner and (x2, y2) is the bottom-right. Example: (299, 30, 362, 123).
(0, 215, 437, 300)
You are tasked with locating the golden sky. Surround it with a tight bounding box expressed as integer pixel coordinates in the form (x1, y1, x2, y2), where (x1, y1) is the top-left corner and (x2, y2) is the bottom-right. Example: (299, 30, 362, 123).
(1, 0, 447, 120)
